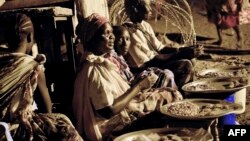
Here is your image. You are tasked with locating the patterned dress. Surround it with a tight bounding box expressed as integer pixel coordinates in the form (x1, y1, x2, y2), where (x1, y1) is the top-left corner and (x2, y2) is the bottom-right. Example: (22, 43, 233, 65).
(206, 0, 249, 28)
(108, 51, 178, 89)
(0, 53, 83, 141)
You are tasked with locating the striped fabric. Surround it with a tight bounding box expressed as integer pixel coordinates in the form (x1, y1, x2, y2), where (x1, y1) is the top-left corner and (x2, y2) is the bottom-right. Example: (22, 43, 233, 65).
(0, 53, 83, 141)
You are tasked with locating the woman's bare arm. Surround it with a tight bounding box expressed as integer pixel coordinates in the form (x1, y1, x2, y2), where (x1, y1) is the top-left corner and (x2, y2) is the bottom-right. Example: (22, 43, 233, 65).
(97, 73, 158, 118)
(37, 69, 53, 113)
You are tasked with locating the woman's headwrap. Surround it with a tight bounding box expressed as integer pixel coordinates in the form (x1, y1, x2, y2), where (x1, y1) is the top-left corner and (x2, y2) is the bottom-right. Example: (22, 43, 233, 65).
(15, 13, 34, 35)
(5, 13, 34, 50)
(76, 13, 109, 46)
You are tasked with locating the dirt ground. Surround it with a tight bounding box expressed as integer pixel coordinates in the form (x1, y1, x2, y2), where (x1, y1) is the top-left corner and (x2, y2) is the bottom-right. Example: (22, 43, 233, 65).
(191, 1, 250, 125)
(148, 0, 250, 125)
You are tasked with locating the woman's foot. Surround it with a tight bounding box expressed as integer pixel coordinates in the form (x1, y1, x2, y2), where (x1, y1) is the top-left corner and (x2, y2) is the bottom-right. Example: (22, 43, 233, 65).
(236, 38, 243, 49)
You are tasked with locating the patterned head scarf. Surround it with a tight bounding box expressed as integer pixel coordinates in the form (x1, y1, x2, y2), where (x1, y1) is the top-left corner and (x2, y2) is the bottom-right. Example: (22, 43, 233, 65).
(76, 13, 109, 46)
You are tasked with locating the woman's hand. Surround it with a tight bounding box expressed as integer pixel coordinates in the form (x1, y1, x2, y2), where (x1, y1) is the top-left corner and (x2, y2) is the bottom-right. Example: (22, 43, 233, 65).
(138, 72, 158, 91)
(102, 72, 158, 117)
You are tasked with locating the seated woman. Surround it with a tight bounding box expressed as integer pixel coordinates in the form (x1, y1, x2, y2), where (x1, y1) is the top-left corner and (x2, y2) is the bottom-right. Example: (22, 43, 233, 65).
(112, 25, 177, 89)
(73, 13, 183, 141)
(0, 13, 83, 141)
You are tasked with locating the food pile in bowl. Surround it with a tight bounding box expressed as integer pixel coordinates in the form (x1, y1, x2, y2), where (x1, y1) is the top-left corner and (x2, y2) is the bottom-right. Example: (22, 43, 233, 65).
(160, 99, 243, 119)
(182, 77, 249, 94)
(197, 66, 250, 78)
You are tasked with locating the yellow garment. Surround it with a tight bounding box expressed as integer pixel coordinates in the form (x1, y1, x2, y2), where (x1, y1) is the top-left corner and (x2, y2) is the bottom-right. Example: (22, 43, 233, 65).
(73, 52, 183, 140)
(126, 21, 165, 68)
(73, 52, 131, 141)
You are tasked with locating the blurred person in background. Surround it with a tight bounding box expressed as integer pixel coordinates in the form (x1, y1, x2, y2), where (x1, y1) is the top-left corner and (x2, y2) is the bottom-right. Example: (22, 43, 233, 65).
(205, 0, 244, 47)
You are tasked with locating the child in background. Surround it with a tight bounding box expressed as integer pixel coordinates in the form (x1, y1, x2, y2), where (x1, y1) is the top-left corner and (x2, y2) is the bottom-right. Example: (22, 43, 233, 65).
(112, 25, 178, 89)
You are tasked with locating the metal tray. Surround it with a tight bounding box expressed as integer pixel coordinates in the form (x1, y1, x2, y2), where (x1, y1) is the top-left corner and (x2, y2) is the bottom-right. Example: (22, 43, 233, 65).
(114, 127, 213, 141)
(197, 66, 250, 78)
(182, 77, 249, 94)
(160, 99, 243, 120)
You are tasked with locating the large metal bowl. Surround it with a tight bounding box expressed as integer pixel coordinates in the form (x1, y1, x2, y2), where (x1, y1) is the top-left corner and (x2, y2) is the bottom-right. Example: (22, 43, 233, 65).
(160, 98, 243, 120)
(197, 66, 250, 78)
(181, 77, 249, 99)
(114, 127, 213, 141)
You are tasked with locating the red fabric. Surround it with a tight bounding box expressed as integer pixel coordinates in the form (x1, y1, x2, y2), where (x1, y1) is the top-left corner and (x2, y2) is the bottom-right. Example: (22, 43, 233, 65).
(219, 14, 239, 29)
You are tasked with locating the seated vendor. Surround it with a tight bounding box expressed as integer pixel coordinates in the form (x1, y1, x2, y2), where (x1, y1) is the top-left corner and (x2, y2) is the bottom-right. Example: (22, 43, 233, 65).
(122, 0, 204, 87)
(72, 13, 183, 141)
